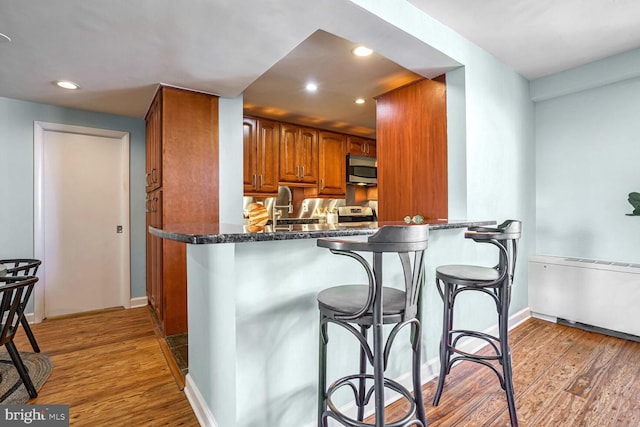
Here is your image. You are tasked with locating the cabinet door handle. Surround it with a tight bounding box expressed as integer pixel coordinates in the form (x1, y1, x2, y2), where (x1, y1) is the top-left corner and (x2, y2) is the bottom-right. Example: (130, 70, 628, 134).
(252, 174, 257, 188)
(301, 166, 304, 178)
(320, 178, 324, 190)
(295, 165, 299, 178)
(258, 175, 263, 189)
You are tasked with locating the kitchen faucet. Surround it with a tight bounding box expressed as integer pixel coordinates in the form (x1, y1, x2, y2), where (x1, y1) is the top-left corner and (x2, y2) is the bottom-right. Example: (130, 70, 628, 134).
(273, 186, 293, 223)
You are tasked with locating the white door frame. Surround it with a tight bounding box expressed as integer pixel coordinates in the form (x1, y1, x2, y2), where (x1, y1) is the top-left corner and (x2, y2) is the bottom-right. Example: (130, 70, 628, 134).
(33, 121, 131, 322)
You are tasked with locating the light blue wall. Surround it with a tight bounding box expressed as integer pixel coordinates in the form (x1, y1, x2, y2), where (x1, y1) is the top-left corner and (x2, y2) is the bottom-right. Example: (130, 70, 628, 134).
(532, 48, 640, 264)
(218, 96, 244, 224)
(188, 229, 507, 427)
(351, 0, 536, 314)
(0, 96, 147, 297)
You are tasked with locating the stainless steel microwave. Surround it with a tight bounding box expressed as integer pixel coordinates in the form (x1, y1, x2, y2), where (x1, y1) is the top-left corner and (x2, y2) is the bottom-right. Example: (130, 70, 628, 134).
(347, 154, 377, 185)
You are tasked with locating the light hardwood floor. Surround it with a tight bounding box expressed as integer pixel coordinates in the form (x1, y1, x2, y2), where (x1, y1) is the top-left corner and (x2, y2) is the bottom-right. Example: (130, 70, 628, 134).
(15, 307, 199, 426)
(381, 317, 640, 426)
(15, 308, 640, 426)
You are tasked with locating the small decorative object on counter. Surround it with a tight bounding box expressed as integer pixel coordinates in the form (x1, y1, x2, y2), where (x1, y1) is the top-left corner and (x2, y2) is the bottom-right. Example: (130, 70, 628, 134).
(246, 202, 269, 226)
(245, 224, 266, 233)
(326, 208, 338, 224)
(627, 192, 640, 216)
(404, 214, 425, 224)
(315, 207, 328, 223)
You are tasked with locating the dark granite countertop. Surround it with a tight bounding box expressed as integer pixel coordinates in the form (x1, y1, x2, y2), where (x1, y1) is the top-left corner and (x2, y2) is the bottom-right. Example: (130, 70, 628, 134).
(149, 220, 496, 244)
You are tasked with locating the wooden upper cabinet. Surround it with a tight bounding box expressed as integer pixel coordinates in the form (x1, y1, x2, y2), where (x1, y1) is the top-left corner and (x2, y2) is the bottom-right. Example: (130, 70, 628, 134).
(160, 86, 219, 225)
(318, 131, 346, 196)
(256, 119, 280, 193)
(243, 117, 279, 195)
(279, 123, 318, 186)
(243, 117, 257, 192)
(145, 93, 162, 192)
(376, 76, 448, 221)
(347, 136, 376, 158)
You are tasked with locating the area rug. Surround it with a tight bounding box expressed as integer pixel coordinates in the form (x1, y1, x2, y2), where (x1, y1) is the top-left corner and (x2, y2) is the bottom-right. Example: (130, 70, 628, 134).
(0, 348, 53, 404)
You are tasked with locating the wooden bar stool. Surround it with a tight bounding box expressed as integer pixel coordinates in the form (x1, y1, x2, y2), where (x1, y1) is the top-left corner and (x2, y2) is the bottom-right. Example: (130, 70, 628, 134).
(317, 224, 429, 427)
(432, 220, 521, 426)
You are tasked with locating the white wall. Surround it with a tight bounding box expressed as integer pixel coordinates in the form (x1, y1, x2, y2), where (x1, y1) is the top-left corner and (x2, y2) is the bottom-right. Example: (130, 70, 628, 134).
(533, 48, 640, 264)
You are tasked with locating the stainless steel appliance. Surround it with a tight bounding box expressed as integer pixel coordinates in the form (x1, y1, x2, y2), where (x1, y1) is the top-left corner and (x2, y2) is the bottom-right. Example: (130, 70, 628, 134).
(337, 206, 376, 223)
(347, 155, 377, 185)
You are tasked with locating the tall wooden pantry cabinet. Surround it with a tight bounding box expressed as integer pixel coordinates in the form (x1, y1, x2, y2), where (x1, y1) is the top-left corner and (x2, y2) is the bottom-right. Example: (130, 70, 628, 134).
(376, 76, 448, 221)
(145, 86, 219, 336)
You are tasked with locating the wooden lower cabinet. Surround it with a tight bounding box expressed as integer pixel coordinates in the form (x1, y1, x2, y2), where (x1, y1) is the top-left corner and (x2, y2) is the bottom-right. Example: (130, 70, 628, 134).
(146, 189, 163, 322)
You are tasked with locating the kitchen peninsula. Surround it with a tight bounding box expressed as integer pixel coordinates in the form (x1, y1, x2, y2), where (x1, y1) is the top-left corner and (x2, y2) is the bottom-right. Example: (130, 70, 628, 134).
(150, 219, 493, 427)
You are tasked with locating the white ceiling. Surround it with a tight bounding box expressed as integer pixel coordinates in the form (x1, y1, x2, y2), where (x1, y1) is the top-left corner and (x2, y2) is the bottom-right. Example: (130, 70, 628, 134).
(1, 0, 639, 136)
(243, 30, 422, 138)
(409, 0, 640, 80)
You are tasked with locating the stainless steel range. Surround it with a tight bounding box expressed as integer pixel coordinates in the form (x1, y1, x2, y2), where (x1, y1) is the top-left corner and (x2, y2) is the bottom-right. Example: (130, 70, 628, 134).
(337, 206, 376, 223)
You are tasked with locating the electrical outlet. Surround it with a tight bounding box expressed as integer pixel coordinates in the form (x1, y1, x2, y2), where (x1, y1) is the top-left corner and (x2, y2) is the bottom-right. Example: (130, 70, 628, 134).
(302, 202, 309, 213)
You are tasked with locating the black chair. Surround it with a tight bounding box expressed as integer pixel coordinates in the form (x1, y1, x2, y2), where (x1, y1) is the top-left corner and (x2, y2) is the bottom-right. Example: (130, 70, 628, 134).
(317, 224, 429, 427)
(0, 275, 40, 398)
(0, 259, 42, 352)
(432, 220, 522, 426)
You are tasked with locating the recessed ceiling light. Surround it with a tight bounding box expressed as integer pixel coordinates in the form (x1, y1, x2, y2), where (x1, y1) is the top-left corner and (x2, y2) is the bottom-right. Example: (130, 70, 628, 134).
(352, 46, 373, 57)
(55, 80, 80, 90)
(305, 82, 318, 92)
(0, 33, 10, 43)
(355, 98, 365, 104)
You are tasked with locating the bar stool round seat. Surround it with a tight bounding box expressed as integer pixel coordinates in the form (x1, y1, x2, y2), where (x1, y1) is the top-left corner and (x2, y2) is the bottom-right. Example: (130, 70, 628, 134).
(432, 220, 522, 427)
(316, 224, 429, 427)
(318, 285, 406, 324)
(435, 265, 501, 283)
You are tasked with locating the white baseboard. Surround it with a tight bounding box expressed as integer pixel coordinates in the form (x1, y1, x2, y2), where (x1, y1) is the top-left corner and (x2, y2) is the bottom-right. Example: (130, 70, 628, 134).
(23, 297, 149, 324)
(530, 311, 557, 323)
(129, 296, 149, 308)
(184, 373, 216, 427)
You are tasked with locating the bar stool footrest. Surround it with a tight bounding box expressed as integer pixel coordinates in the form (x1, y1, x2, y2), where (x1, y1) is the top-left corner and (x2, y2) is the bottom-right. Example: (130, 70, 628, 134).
(323, 374, 423, 427)
(450, 329, 503, 359)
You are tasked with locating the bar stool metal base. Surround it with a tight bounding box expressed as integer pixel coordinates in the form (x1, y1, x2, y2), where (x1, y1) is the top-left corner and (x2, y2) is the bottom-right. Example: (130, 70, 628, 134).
(432, 270, 518, 427)
(431, 220, 521, 427)
(322, 374, 424, 427)
(316, 225, 430, 427)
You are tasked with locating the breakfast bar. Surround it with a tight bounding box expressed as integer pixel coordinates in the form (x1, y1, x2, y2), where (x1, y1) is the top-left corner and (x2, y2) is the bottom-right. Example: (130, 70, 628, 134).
(150, 220, 494, 427)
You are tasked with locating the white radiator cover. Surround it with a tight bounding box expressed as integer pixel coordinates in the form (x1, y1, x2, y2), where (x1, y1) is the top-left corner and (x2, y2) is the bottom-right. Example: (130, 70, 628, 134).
(529, 255, 640, 337)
